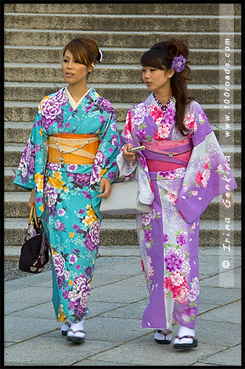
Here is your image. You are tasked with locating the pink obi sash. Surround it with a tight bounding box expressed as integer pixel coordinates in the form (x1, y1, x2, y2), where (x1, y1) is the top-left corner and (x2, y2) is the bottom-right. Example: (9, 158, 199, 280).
(144, 138, 193, 172)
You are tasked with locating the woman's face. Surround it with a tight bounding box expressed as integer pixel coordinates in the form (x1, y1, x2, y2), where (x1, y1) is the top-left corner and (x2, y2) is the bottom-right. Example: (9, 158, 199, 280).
(62, 49, 94, 87)
(141, 65, 174, 93)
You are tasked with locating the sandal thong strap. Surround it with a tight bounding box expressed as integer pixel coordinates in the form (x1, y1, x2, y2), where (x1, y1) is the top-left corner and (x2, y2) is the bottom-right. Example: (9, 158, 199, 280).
(176, 335, 195, 340)
(69, 329, 86, 334)
(157, 330, 172, 337)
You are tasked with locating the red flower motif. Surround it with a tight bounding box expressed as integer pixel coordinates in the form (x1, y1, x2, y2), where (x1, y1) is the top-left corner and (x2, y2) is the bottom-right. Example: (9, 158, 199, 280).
(204, 162, 209, 170)
(186, 120, 195, 130)
(195, 171, 203, 184)
(147, 104, 163, 121)
(164, 276, 172, 290)
(124, 111, 134, 137)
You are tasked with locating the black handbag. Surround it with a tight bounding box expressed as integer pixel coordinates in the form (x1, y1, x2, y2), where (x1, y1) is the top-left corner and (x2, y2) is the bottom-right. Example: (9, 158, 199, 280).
(19, 205, 49, 273)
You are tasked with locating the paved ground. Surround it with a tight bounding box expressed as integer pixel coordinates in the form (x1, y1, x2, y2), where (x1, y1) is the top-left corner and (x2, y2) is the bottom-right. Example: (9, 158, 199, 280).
(4, 245, 242, 366)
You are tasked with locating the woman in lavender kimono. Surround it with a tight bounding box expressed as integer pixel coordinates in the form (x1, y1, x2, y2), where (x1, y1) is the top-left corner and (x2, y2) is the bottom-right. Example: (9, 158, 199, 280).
(14, 36, 120, 344)
(117, 38, 237, 349)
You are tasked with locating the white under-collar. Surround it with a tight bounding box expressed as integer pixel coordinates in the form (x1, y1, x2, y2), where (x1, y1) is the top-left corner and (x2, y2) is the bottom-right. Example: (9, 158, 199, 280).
(66, 87, 91, 110)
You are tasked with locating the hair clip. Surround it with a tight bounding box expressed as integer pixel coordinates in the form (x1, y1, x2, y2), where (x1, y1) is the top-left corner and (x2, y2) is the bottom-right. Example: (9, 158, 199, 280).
(98, 49, 103, 63)
(171, 54, 186, 72)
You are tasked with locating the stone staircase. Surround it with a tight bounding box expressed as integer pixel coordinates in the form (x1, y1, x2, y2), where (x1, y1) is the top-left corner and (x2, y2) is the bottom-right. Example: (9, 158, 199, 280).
(4, 3, 241, 261)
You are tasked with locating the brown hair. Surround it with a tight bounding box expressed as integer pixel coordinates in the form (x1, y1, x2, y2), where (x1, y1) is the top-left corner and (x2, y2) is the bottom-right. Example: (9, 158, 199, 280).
(141, 38, 193, 135)
(63, 36, 100, 72)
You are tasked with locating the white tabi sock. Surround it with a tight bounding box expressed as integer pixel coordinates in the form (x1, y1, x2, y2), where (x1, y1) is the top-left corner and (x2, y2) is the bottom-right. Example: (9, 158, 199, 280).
(60, 320, 71, 333)
(174, 326, 195, 345)
(67, 319, 86, 339)
(154, 328, 172, 341)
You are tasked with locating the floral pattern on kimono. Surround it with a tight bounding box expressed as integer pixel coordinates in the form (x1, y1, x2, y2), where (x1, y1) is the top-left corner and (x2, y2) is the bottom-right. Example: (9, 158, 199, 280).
(14, 87, 120, 322)
(118, 93, 237, 329)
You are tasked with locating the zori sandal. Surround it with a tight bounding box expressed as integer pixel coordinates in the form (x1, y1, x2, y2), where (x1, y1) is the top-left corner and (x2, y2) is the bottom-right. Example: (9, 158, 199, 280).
(154, 330, 172, 344)
(60, 321, 71, 336)
(67, 328, 86, 344)
(173, 335, 198, 349)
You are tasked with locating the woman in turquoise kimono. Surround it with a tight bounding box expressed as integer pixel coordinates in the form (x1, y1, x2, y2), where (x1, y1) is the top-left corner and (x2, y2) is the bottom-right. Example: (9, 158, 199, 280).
(118, 38, 237, 349)
(13, 36, 120, 344)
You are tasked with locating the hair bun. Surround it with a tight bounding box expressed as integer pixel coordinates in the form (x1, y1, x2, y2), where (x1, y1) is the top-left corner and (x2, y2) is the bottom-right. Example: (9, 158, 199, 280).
(166, 38, 189, 60)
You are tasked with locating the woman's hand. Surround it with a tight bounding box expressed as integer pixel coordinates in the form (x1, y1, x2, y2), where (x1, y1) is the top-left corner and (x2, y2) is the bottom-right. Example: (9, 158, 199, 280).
(97, 178, 112, 199)
(122, 143, 136, 163)
(221, 191, 234, 208)
(27, 189, 36, 209)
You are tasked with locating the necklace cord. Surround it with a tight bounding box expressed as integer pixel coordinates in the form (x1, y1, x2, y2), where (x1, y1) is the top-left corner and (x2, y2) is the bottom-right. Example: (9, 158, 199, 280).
(153, 94, 173, 113)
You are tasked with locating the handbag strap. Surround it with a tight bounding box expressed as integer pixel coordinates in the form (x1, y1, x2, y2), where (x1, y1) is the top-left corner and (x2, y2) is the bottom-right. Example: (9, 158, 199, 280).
(29, 205, 40, 229)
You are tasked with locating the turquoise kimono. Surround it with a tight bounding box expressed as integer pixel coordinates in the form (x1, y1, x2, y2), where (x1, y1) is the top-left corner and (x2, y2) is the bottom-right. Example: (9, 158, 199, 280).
(14, 87, 120, 322)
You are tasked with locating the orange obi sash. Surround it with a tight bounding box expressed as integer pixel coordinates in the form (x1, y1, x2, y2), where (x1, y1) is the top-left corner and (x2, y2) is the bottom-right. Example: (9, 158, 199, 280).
(48, 133, 99, 165)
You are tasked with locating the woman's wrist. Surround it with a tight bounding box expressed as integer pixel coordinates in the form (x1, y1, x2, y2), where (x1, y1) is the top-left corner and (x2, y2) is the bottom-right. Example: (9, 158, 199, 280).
(122, 152, 136, 166)
(122, 148, 136, 163)
(129, 159, 136, 166)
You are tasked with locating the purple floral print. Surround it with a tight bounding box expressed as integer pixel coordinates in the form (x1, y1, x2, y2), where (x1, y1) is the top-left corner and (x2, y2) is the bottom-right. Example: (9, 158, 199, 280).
(111, 134, 119, 147)
(53, 253, 65, 277)
(16, 139, 35, 184)
(176, 231, 188, 246)
(97, 96, 115, 115)
(42, 97, 63, 130)
(69, 172, 90, 187)
(164, 249, 184, 272)
(84, 233, 97, 252)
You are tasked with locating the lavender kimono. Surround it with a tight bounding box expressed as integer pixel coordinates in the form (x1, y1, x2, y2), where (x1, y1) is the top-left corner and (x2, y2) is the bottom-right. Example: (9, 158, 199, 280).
(14, 87, 120, 322)
(118, 94, 237, 330)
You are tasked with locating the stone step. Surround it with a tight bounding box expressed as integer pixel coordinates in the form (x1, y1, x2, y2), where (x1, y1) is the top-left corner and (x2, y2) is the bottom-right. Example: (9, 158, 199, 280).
(4, 3, 242, 15)
(4, 29, 242, 49)
(4, 13, 242, 33)
(4, 121, 242, 145)
(4, 63, 242, 85)
(3, 190, 241, 220)
(4, 101, 242, 124)
(4, 83, 242, 105)
(4, 46, 242, 65)
(4, 122, 34, 143)
(4, 217, 241, 251)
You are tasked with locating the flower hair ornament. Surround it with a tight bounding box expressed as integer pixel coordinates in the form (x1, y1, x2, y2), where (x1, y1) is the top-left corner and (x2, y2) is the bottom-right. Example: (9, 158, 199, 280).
(98, 49, 103, 63)
(171, 54, 186, 72)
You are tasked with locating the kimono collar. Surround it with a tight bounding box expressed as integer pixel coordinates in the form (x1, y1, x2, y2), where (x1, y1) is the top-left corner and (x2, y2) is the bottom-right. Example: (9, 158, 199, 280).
(65, 86, 91, 110)
(146, 92, 176, 111)
(143, 93, 176, 140)
(63, 86, 100, 107)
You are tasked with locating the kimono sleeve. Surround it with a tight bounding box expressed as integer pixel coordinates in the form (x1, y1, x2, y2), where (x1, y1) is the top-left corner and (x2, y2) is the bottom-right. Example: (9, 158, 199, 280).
(13, 105, 48, 216)
(117, 108, 154, 205)
(90, 108, 120, 184)
(117, 108, 139, 177)
(176, 101, 237, 224)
